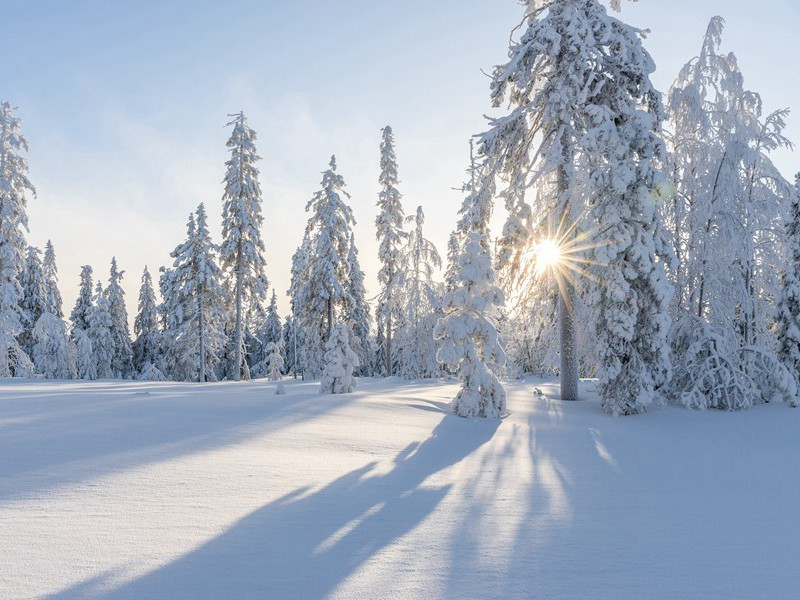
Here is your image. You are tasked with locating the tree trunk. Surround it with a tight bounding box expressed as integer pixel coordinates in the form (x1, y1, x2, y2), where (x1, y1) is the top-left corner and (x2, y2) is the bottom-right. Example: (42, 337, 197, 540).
(386, 310, 392, 377)
(559, 281, 579, 401)
(326, 296, 332, 341)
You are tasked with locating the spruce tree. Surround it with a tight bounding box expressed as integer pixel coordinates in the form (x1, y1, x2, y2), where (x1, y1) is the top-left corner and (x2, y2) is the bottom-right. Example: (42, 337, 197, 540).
(106, 257, 134, 378)
(298, 156, 356, 376)
(375, 126, 406, 376)
(42, 240, 63, 318)
(88, 282, 114, 379)
(0, 101, 34, 377)
(777, 174, 800, 394)
(20, 245, 47, 355)
(132, 266, 161, 374)
(320, 323, 359, 394)
(70, 265, 94, 335)
(220, 112, 268, 381)
(344, 232, 371, 376)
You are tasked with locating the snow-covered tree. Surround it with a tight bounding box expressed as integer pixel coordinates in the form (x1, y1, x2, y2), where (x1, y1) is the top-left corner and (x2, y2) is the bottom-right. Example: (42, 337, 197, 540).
(166, 204, 227, 382)
(436, 229, 507, 418)
(42, 240, 63, 318)
(20, 245, 47, 354)
(296, 156, 356, 377)
(396, 206, 442, 379)
(665, 17, 794, 409)
(70, 265, 94, 335)
(73, 327, 96, 380)
(776, 175, 800, 392)
(219, 111, 268, 381)
(320, 323, 359, 394)
(132, 266, 161, 375)
(88, 282, 114, 379)
(435, 157, 506, 418)
(344, 232, 371, 376)
(375, 126, 406, 376)
(32, 312, 75, 379)
(0, 101, 35, 377)
(282, 314, 303, 378)
(251, 290, 283, 378)
(105, 257, 134, 378)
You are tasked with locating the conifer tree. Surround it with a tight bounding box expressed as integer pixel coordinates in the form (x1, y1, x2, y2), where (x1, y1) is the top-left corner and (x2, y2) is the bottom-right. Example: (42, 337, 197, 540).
(106, 257, 134, 378)
(20, 245, 47, 355)
(220, 112, 268, 381)
(0, 101, 35, 377)
(297, 156, 356, 376)
(777, 174, 800, 393)
(375, 126, 406, 376)
(70, 265, 94, 335)
(170, 204, 227, 382)
(132, 266, 161, 374)
(73, 328, 96, 380)
(42, 240, 63, 318)
(435, 163, 506, 418)
(32, 312, 75, 379)
(396, 206, 442, 379)
(88, 282, 114, 379)
(320, 323, 359, 394)
(252, 290, 283, 378)
(344, 232, 371, 376)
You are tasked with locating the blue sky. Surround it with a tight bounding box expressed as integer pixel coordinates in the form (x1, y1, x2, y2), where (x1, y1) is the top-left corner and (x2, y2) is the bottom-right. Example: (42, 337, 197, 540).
(4, 0, 799, 317)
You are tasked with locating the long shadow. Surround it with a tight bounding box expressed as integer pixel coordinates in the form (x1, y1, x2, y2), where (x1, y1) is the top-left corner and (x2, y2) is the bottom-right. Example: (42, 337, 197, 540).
(0, 378, 358, 502)
(50, 414, 500, 599)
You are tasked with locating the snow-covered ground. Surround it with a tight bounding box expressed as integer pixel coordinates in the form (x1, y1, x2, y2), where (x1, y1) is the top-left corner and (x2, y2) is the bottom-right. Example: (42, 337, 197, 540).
(1, 377, 798, 600)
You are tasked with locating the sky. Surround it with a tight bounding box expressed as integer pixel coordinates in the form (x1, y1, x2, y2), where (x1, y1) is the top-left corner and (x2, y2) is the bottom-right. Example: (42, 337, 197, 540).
(4, 0, 800, 320)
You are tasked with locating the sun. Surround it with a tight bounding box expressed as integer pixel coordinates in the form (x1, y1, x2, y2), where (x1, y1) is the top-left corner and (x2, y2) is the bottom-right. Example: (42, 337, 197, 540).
(535, 238, 562, 274)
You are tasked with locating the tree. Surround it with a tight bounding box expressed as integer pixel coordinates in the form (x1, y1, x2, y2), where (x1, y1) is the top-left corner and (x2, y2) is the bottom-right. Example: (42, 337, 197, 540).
(167, 205, 227, 382)
(320, 323, 359, 394)
(375, 126, 406, 376)
(132, 266, 161, 375)
(344, 232, 371, 376)
(776, 175, 800, 392)
(73, 328, 96, 380)
(32, 312, 75, 379)
(20, 245, 47, 355)
(252, 290, 283, 378)
(282, 315, 301, 378)
(0, 101, 35, 377)
(70, 265, 94, 335)
(88, 282, 114, 379)
(297, 156, 356, 377)
(396, 206, 442, 379)
(219, 111, 268, 381)
(105, 257, 134, 378)
(266, 341, 285, 395)
(434, 160, 506, 418)
(42, 240, 63, 318)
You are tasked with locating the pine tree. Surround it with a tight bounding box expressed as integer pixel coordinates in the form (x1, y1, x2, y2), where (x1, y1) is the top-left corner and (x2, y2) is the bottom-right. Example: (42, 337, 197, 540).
(105, 257, 134, 378)
(344, 232, 371, 376)
(252, 290, 283, 378)
(32, 312, 75, 379)
(297, 156, 356, 377)
(777, 175, 800, 394)
(219, 112, 269, 381)
(42, 240, 63, 318)
(88, 282, 114, 379)
(375, 126, 406, 376)
(434, 162, 506, 418)
(396, 206, 442, 379)
(320, 323, 359, 394)
(170, 204, 227, 382)
(70, 265, 94, 335)
(73, 328, 96, 380)
(132, 266, 161, 375)
(0, 101, 35, 377)
(20, 245, 47, 355)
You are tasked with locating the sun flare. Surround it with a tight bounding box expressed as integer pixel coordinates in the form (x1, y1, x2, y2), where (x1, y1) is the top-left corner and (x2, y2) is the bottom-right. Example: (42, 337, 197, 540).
(535, 238, 562, 274)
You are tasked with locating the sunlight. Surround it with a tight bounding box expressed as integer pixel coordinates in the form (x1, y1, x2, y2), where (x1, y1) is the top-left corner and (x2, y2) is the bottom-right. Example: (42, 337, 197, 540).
(534, 238, 563, 275)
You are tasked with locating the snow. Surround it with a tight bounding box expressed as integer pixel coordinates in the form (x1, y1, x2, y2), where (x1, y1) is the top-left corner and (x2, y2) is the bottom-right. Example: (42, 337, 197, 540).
(2, 377, 798, 599)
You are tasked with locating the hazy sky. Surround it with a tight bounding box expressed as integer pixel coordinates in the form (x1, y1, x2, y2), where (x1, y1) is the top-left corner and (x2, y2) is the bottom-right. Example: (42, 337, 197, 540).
(4, 0, 800, 319)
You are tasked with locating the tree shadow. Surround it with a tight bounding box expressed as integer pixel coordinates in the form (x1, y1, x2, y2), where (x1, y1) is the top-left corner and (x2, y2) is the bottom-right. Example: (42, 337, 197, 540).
(0, 379, 357, 502)
(49, 414, 500, 599)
